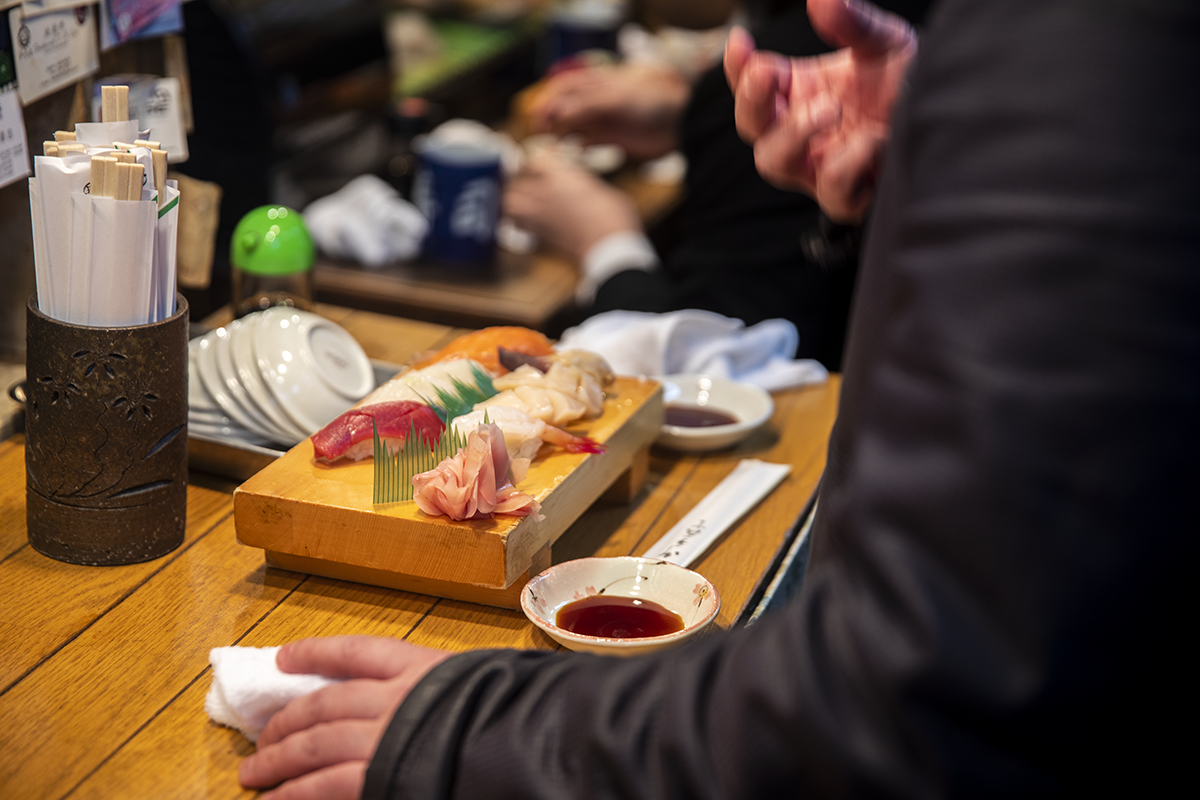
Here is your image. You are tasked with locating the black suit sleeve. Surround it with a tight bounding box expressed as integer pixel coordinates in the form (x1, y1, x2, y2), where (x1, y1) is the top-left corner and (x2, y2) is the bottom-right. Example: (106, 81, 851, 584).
(365, 1, 1200, 796)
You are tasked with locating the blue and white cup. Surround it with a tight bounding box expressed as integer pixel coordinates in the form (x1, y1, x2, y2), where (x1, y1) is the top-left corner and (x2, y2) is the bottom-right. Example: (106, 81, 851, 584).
(413, 140, 502, 268)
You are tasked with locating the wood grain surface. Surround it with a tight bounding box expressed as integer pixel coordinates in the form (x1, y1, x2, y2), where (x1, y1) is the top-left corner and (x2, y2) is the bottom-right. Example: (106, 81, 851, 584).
(0, 308, 839, 800)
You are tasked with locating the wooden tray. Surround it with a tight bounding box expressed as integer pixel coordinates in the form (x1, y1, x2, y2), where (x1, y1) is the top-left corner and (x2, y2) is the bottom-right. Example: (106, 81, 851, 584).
(234, 376, 663, 608)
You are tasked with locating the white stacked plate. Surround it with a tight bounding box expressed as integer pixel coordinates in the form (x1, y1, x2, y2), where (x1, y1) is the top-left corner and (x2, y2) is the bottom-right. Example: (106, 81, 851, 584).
(188, 308, 374, 449)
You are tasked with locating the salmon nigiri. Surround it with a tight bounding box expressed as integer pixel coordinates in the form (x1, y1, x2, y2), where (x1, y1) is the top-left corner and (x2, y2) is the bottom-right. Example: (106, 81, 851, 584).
(410, 327, 554, 375)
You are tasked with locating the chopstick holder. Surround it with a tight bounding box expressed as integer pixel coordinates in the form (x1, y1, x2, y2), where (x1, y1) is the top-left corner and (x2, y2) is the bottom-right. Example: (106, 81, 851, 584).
(642, 459, 793, 568)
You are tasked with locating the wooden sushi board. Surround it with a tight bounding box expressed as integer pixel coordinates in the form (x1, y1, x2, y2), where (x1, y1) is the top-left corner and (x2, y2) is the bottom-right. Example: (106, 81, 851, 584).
(233, 376, 663, 608)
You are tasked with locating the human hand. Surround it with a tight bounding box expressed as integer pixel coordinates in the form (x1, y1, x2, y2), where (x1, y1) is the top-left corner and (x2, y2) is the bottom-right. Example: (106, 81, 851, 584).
(530, 63, 692, 161)
(504, 151, 643, 263)
(724, 0, 917, 222)
(238, 636, 452, 800)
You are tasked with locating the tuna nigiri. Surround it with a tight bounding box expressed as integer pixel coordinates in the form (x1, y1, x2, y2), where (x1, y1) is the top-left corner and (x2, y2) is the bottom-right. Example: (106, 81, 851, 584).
(311, 401, 444, 463)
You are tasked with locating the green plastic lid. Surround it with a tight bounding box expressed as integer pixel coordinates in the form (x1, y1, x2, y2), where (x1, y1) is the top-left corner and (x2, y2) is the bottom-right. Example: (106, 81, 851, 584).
(230, 206, 314, 276)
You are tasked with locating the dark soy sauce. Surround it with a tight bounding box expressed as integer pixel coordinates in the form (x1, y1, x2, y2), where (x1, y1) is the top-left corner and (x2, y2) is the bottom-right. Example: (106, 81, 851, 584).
(664, 403, 738, 428)
(556, 595, 685, 638)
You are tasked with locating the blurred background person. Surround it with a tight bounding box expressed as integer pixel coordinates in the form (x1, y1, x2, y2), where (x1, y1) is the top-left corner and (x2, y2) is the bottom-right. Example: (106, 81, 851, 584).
(506, 0, 930, 369)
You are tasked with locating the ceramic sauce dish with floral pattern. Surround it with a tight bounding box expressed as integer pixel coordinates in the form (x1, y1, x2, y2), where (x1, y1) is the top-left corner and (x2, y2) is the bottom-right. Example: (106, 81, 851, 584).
(521, 556, 720, 656)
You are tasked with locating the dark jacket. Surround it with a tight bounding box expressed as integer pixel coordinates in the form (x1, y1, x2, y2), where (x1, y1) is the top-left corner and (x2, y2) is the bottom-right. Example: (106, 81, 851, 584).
(365, 0, 1199, 795)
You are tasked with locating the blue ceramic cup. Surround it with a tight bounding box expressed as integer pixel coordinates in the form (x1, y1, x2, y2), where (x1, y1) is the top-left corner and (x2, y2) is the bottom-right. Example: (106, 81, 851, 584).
(413, 141, 502, 268)
(542, 2, 623, 70)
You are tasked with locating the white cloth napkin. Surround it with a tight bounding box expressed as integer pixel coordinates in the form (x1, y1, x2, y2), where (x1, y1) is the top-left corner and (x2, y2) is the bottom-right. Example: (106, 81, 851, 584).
(205, 646, 340, 743)
(558, 310, 829, 391)
(305, 175, 429, 267)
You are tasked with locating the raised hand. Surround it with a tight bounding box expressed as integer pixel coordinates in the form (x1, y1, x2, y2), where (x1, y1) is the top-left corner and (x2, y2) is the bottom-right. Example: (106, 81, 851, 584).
(724, 0, 917, 222)
(503, 151, 643, 263)
(238, 636, 451, 800)
(529, 63, 692, 161)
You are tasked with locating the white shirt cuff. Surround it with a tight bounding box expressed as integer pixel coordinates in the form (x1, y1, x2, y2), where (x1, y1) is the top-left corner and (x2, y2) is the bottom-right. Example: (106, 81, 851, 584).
(576, 231, 659, 306)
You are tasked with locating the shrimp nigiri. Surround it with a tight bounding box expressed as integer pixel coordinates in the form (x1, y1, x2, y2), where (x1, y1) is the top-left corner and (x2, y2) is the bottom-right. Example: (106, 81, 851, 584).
(452, 406, 603, 483)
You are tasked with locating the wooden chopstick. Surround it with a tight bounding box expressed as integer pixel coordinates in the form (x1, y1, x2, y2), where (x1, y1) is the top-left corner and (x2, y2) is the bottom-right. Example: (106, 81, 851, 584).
(151, 149, 168, 204)
(101, 86, 130, 123)
(114, 162, 144, 201)
(54, 130, 76, 142)
(43, 141, 59, 157)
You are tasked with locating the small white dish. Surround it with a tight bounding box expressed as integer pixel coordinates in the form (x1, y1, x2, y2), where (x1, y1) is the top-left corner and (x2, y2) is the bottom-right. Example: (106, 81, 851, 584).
(211, 324, 297, 445)
(521, 556, 720, 657)
(195, 331, 259, 435)
(227, 316, 307, 443)
(655, 374, 774, 453)
(254, 307, 374, 433)
(188, 339, 221, 415)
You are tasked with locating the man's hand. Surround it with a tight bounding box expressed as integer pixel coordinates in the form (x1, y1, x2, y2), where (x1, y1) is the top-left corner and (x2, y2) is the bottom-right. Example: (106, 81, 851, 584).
(724, 0, 917, 222)
(504, 151, 643, 263)
(530, 63, 692, 161)
(238, 636, 451, 800)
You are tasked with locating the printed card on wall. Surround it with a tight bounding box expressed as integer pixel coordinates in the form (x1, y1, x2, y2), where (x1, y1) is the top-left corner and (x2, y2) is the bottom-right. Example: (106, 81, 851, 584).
(8, 4, 99, 106)
(0, 84, 31, 189)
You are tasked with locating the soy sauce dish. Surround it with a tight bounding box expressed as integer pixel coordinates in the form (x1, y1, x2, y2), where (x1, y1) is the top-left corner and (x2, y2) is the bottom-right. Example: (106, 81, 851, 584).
(655, 374, 774, 452)
(521, 557, 721, 657)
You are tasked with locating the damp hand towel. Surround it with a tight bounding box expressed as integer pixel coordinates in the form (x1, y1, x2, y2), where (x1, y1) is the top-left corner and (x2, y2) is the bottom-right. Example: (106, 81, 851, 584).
(205, 646, 341, 743)
(558, 310, 829, 391)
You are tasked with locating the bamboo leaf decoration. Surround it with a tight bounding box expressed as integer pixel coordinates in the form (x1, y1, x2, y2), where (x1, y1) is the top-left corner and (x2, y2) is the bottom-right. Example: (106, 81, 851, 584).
(372, 363, 497, 506)
(372, 417, 469, 505)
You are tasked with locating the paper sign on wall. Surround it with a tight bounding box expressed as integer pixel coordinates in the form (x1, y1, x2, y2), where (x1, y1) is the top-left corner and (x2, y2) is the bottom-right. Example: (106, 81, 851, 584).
(8, 4, 99, 106)
(0, 83, 31, 189)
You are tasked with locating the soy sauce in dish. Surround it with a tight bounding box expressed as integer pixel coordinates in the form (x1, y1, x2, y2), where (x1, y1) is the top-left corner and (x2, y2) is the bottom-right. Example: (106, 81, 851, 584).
(664, 403, 738, 428)
(557, 595, 685, 638)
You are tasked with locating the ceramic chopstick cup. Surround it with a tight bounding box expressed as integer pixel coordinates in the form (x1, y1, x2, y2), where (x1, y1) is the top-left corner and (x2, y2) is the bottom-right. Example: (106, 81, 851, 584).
(412, 138, 502, 269)
(24, 294, 189, 565)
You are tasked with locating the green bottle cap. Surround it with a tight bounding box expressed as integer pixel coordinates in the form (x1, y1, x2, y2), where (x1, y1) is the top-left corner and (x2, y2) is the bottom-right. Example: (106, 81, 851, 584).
(230, 206, 315, 276)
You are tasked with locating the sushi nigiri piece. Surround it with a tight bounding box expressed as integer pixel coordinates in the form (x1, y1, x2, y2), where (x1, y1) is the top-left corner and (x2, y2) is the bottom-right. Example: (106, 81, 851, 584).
(410, 326, 554, 374)
(411, 422, 542, 521)
(311, 401, 444, 463)
(493, 362, 607, 418)
(361, 358, 494, 411)
(477, 383, 590, 428)
(452, 406, 603, 483)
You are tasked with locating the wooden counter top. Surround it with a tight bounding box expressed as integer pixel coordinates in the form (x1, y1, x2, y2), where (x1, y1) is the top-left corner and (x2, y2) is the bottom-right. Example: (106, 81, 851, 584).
(0, 307, 839, 799)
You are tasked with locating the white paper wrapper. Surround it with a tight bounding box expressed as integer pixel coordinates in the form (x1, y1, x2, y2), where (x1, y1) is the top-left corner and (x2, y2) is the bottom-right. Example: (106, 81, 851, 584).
(87, 197, 157, 327)
(28, 177, 53, 315)
(67, 191, 95, 325)
(642, 459, 793, 567)
(33, 154, 93, 321)
(153, 181, 180, 321)
(74, 120, 142, 147)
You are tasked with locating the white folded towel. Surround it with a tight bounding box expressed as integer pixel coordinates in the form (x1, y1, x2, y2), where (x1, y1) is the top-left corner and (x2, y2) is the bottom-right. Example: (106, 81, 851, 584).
(558, 310, 829, 391)
(205, 646, 340, 743)
(304, 175, 429, 267)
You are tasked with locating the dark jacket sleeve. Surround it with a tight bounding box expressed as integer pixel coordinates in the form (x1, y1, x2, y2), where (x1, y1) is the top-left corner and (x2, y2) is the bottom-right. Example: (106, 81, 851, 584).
(365, 0, 1200, 796)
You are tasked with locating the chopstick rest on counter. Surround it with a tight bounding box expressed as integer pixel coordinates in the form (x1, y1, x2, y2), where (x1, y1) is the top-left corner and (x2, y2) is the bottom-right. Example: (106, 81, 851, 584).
(642, 459, 793, 568)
